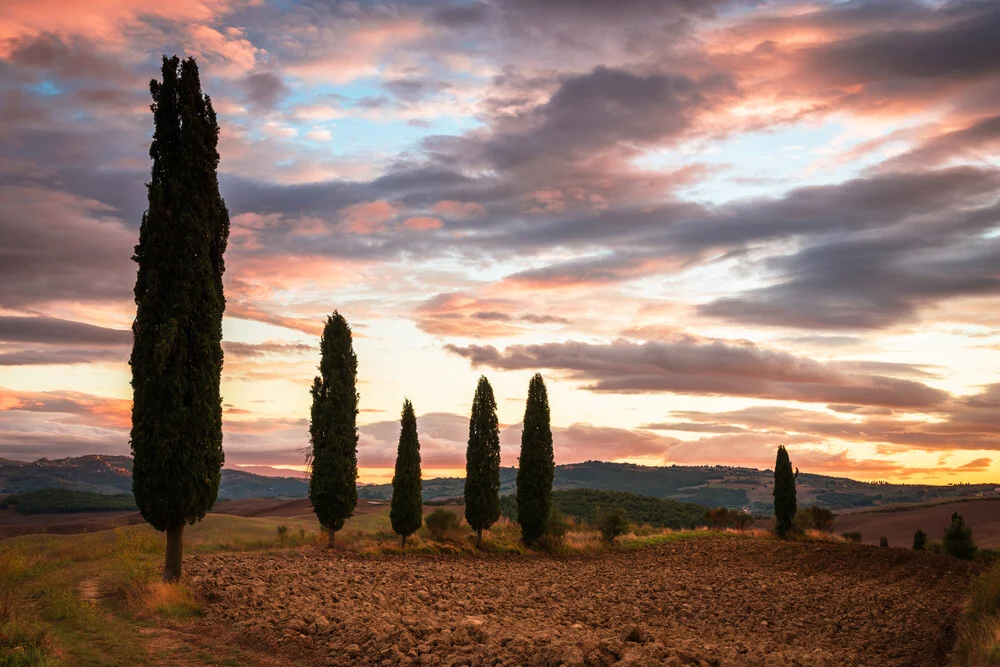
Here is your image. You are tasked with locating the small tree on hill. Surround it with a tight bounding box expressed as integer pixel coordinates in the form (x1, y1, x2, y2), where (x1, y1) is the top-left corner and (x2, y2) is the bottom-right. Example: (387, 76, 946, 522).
(943, 512, 977, 560)
(913, 529, 927, 550)
(773, 446, 797, 538)
(131, 56, 230, 583)
(464, 376, 501, 548)
(391, 399, 422, 548)
(517, 373, 554, 547)
(308, 313, 359, 547)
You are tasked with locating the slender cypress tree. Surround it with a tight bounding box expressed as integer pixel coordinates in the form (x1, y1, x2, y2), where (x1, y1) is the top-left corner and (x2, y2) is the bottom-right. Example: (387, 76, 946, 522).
(464, 376, 501, 548)
(130, 56, 229, 583)
(773, 445, 797, 537)
(391, 399, 422, 547)
(516, 373, 554, 546)
(309, 312, 359, 547)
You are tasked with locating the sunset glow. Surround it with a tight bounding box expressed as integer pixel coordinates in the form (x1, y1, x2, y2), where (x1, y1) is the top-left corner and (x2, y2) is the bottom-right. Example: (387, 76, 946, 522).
(1, 0, 998, 484)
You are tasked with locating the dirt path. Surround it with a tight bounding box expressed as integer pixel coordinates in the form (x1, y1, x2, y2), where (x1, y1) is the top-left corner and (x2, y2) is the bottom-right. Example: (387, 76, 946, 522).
(187, 535, 970, 666)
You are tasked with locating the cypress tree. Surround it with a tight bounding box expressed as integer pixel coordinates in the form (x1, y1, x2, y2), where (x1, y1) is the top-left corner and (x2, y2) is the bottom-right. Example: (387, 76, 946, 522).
(464, 376, 501, 548)
(309, 312, 359, 547)
(391, 399, 422, 548)
(130, 56, 230, 583)
(516, 373, 554, 546)
(773, 445, 797, 538)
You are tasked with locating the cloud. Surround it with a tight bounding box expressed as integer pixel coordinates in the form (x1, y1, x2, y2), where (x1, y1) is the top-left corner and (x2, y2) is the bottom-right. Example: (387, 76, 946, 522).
(238, 71, 289, 109)
(0, 316, 129, 345)
(446, 336, 951, 408)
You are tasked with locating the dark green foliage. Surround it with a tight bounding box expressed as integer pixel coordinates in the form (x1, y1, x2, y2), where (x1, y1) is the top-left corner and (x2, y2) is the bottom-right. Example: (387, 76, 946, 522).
(880, 536, 889, 548)
(773, 446, 797, 537)
(536, 508, 571, 552)
(516, 374, 554, 546)
(597, 508, 628, 543)
(913, 529, 928, 550)
(841, 531, 862, 543)
(795, 506, 835, 532)
(943, 512, 977, 560)
(514, 489, 705, 529)
(309, 313, 359, 544)
(130, 56, 229, 580)
(464, 376, 501, 546)
(425, 508, 461, 541)
(671, 486, 750, 508)
(391, 400, 423, 546)
(0, 489, 137, 515)
(705, 507, 754, 529)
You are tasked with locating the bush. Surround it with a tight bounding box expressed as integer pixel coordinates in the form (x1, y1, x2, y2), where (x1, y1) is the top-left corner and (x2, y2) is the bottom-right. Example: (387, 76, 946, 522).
(841, 531, 862, 543)
(912, 529, 927, 550)
(425, 509, 461, 541)
(276, 525, 288, 542)
(943, 512, 977, 560)
(795, 506, 834, 532)
(536, 509, 570, 552)
(597, 508, 628, 544)
(705, 507, 754, 530)
(879, 536, 889, 548)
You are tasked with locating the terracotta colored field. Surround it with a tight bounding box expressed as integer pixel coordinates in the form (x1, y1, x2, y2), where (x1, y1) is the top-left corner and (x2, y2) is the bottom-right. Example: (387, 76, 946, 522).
(189, 535, 969, 666)
(835, 498, 1000, 549)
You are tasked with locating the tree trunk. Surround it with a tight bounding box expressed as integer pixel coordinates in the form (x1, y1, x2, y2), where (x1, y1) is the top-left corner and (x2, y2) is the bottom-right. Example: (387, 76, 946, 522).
(401, 535, 406, 548)
(328, 528, 336, 548)
(164, 525, 183, 583)
(476, 528, 483, 549)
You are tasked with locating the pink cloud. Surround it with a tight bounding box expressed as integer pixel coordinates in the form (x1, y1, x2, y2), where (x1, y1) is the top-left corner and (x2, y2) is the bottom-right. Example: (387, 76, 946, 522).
(339, 200, 398, 235)
(402, 216, 444, 231)
(430, 200, 485, 219)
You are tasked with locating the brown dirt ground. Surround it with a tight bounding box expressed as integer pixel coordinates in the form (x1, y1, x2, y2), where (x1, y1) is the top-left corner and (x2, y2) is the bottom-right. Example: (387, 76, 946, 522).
(187, 535, 971, 666)
(835, 497, 1000, 548)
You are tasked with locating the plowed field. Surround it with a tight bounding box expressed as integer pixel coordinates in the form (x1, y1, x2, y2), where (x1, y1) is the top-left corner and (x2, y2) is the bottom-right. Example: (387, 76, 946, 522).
(188, 535, 970, 666)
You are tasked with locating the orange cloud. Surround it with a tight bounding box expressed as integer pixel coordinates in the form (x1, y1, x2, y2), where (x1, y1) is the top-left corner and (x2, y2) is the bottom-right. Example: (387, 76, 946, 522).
(402, 216, 444, 231)
(339, 200, 398, 234)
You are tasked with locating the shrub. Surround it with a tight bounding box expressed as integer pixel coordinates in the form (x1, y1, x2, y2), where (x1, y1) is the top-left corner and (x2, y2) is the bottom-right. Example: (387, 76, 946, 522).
(425, 509, 461, 541)
(536, 508, 570, 552)
(705, 507, 752, 530)
(841, 532, 861, 543)
(943, 512, 977, 560)
(879, 536, 889, 548)
(912, 529, 927, 550)
(597, 508, 628, 544)
(795, 506, 834, 532)
(276, 525, 288, 542)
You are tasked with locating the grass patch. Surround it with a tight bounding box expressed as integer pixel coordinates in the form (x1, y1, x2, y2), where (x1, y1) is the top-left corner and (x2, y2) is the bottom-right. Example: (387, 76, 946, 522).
(954, 560, 1000, 665)
(142, 583, 203, 619)
(0, 592, 58, 667)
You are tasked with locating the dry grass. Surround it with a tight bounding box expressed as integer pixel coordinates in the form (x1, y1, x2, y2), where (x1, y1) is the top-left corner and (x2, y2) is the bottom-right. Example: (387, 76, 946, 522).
(953, 561, 1000, 665)
(141, 583, 203, 619)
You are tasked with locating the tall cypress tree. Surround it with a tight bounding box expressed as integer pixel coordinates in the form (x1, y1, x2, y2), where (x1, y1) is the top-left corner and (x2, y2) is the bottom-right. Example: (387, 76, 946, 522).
(391, 399, 422, 548)
(131, 56, 229, 583)
(773, 445, 797, 538)
(309, 312, 359, 547)
(464, 376, 501, 548)
(516, 373, 554, 546)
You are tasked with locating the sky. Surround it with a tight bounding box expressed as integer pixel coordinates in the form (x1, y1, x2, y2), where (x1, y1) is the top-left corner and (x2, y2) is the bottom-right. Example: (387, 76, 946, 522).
(1, 0, 999, 484)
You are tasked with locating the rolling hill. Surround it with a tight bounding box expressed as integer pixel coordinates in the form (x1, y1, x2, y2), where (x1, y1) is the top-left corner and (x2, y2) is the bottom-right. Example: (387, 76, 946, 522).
(2, 455, 997, 513)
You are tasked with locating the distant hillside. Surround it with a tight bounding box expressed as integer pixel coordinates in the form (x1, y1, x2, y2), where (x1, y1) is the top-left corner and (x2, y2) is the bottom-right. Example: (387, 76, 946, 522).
(500, 488, 707, 529)
(3, 455, 996, 512)
(0, 489, 138, 515)
(360, 460, 1000, 513)
(0, 455, 309, 501)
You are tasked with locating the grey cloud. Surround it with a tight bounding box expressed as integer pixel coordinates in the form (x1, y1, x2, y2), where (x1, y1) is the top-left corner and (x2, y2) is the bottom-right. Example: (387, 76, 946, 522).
(0, 317, 129, 345)
(446, 338, 951, 408)
(239, 71, 290, 109)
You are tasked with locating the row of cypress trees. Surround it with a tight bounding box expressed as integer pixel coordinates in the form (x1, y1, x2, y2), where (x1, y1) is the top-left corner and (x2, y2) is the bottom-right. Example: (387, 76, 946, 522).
(306, 312, 557, 549)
